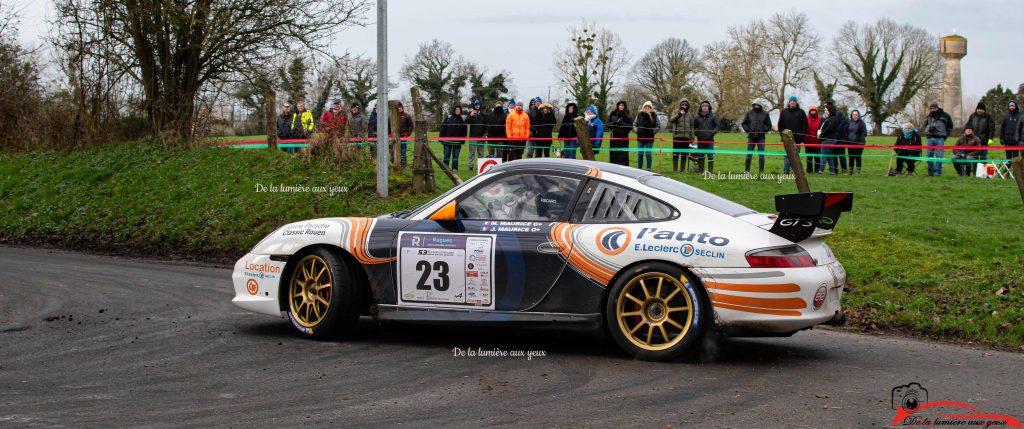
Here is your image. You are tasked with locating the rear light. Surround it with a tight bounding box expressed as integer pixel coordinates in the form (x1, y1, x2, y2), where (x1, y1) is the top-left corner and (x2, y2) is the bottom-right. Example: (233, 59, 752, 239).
(745, 245, 816, 268)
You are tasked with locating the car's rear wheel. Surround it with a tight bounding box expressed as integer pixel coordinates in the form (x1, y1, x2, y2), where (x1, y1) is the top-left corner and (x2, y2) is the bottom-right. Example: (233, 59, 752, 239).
(605, 263, 707, 361)
(285, 248, 360, 339)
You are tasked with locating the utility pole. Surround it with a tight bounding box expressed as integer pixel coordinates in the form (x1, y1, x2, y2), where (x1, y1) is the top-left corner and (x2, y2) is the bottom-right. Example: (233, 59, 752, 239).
(375, 0, 389, 198)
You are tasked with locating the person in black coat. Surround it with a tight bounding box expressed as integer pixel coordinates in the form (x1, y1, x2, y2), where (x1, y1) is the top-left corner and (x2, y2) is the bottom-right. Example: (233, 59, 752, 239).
(559, 103, 579, 159)
(633, 101, 659, 171)
(466, 100, 489, 167)
(846, 110, 868, 174)
(777, 96, 808, 174)
(817, 101, 848, 175)
(893, 123, 922, 175)
(440, 105, 468, 171)
(692, 100, 720, 173)
(486, 102, 507, 159)
(606, 101, 633, 166)
(531, 103, 557, 158)
(965, 101, 995, 161)
(1002, 100, 1022, 161)
(740, 100, 772, 174)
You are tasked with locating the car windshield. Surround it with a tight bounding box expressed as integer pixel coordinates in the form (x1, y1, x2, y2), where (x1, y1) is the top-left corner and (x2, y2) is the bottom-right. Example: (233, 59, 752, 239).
(400, 174, 489, 219)
(638, 175, 756, 217)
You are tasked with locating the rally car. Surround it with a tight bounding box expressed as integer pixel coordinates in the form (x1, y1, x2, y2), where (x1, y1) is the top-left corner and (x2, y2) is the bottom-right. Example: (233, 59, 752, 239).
(232, 159, 852, 361)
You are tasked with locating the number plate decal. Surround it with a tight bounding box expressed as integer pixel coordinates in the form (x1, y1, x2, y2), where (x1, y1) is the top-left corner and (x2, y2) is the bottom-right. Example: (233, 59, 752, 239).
(397, 232, 496, 309)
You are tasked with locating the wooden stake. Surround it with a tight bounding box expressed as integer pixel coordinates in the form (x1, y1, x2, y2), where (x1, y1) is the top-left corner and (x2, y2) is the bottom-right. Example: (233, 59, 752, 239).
(573, 117, 595, 161)
(1011, 157, 1024, 208)
(265, 90, 277, 151)
(410, 87, 436, 193)
(426, 145, 463, 185)
(781, 130, 810, 193)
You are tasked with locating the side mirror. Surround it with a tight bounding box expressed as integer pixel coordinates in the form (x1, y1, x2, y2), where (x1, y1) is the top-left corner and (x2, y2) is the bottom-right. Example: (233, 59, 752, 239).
(428, 200, 458, 222)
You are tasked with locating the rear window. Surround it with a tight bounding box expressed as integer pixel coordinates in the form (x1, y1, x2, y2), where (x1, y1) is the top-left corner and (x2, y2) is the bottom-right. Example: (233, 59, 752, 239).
(579, 181, 675, 222)
(639, 175, 756, 217)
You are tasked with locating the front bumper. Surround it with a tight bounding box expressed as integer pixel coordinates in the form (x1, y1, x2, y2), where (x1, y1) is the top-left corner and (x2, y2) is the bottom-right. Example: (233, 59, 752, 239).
(231, 253, 286, 317)
(698, 261, 847, 335)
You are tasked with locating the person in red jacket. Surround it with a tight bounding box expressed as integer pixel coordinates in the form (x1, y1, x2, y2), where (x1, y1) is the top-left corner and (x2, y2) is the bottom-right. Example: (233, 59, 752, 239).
(805, 105, 823, 174)
(319, 99, 347, 138)
(505, 100, 531, 161)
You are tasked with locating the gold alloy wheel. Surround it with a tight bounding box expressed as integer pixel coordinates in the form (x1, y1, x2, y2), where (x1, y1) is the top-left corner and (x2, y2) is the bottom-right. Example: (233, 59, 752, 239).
(615, 272, 695, 351)
(288, 255, 334, 328)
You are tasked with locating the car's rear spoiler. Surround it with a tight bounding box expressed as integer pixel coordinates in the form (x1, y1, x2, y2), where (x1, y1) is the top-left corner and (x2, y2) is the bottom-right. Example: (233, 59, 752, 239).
(768, 192, 853, 242)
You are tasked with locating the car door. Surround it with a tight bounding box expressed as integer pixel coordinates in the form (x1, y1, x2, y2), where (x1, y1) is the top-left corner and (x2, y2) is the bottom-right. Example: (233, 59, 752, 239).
(395, 171, 584, 312)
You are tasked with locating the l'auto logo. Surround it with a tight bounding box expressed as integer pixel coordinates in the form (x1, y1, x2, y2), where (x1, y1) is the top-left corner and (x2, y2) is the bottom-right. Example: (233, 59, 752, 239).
(597, 227, 631, 256)
(246, 278, 259, 295)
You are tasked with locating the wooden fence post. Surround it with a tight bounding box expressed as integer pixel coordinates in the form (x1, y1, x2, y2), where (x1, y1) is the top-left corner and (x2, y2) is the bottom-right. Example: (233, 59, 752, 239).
(1011, 157, 1024, 208)
(388, 101, 402, 172)
(781, 130, 810, 193)
(410, 87, 436, 193)
(573, 117, 595, 161)
(265, 90, 277, 151)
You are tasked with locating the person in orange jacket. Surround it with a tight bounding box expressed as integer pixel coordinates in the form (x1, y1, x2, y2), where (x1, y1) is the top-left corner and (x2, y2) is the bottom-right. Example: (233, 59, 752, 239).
(505, 100, 531, 161)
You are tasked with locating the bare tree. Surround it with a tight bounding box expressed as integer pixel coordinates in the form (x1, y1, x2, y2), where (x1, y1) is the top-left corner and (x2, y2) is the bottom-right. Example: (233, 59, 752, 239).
(554, 22, 628, 118)
(338, 56, 383, 111)
(833, 19, 941, 134)
(701, 23, 773, 125)
(631, 37, 702, 110)
(763, 11, 820, 111)
(399, 39, 469, 125)
(53, 0, 370, 141)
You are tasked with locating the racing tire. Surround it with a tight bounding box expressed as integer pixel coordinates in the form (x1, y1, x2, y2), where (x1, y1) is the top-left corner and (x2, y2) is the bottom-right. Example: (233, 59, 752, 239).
(605, 262, 709, 361)
(284, 247, 362, 339)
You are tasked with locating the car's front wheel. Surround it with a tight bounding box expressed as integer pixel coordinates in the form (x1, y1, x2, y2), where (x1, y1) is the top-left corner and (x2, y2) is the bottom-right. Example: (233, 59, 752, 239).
(605, 263, 708, 361)
(285, 248, 361, 339)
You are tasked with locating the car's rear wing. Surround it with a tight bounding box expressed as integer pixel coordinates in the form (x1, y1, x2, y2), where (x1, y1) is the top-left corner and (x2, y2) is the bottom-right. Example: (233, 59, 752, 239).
(768, 192, 853, 242)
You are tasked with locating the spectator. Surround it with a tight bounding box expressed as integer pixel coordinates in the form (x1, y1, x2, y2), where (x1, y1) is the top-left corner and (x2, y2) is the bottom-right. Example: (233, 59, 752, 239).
(1001, 100, 1021, 160)
(778, 96, 808, 175)
(607, 101, 633, 165)
(741, 100, 772, 174)
(585, 105, 605, 156)
(531, 102, 557, 158)
(634, 101, 659, 171)
(668, 99, 695, 172)
(893, 122, 922, 176)
(346, 102, 367, 144)
(505, 100, 530, 161)
(276, 103, 299, 153)
(295, 102, 315, 139)
(846, 109, 867, 175)
(692, 100, 719, 173)
(559, 103, 579, 159)
(953, 125, 982, 177)
(488, 101, 508, 159)
(965, 102, 994, 161)
(440, 105, 468, 171)
(923, 101, 953, 176)
(817, 101, 847, 175)
(525, 97, 540, 157)
(805, 105, 823, 174)
(466, 100, 488, 168)
(367, 105, 378, 139)
(319, 100, 347, 139)
(396, 102, 414, 166)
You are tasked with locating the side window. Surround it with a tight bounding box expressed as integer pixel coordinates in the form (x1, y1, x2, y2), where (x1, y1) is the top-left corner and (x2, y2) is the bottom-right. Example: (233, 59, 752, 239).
(579, 181, 674, 223)
(457, 174, 581, 221)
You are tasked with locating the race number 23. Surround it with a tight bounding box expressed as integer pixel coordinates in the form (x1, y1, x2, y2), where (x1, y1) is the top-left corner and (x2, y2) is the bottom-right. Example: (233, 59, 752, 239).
(416, 260, 450, 291)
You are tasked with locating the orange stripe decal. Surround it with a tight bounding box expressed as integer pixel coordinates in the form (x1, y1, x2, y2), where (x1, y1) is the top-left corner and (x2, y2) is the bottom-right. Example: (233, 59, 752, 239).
(709, 292, 807, 310)
(713, 302, 802, 317)
(705, 282, 802, 293)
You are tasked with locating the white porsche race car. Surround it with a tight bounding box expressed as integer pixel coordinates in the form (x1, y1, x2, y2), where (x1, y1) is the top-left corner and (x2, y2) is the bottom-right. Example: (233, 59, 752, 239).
(232, 159, 851, 361)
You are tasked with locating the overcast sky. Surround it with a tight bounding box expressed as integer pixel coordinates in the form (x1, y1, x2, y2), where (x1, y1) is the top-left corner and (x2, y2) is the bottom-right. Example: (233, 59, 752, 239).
(9, 0, 1023, 107)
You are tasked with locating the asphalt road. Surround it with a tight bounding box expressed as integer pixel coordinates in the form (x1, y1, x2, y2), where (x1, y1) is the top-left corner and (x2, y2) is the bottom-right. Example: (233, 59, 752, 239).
(1, 246, 1021, 428)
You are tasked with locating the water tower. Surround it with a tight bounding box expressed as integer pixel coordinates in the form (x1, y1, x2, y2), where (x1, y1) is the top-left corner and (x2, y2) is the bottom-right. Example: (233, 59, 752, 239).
(939, 33, 967, 127)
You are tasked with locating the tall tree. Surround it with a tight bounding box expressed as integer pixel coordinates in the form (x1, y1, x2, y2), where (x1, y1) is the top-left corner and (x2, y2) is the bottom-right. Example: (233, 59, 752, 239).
(337, 56, 380, 112)
(554, 23, 628, 118)
(466, 64, 511, 108)
(701, 22, 773, 124)
(763, 11, 820, 112)
(631, 37, 702, 110)
(812, 71, 838, 105)
(53, 0, 369, 141)
(278, 56, 308, 105)
(399, 39, 469, 125)
(834, 19, 941, 134)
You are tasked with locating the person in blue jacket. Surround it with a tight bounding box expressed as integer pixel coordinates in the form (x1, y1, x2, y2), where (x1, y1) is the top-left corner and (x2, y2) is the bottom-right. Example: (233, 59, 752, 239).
(585, 105, 604, 157)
